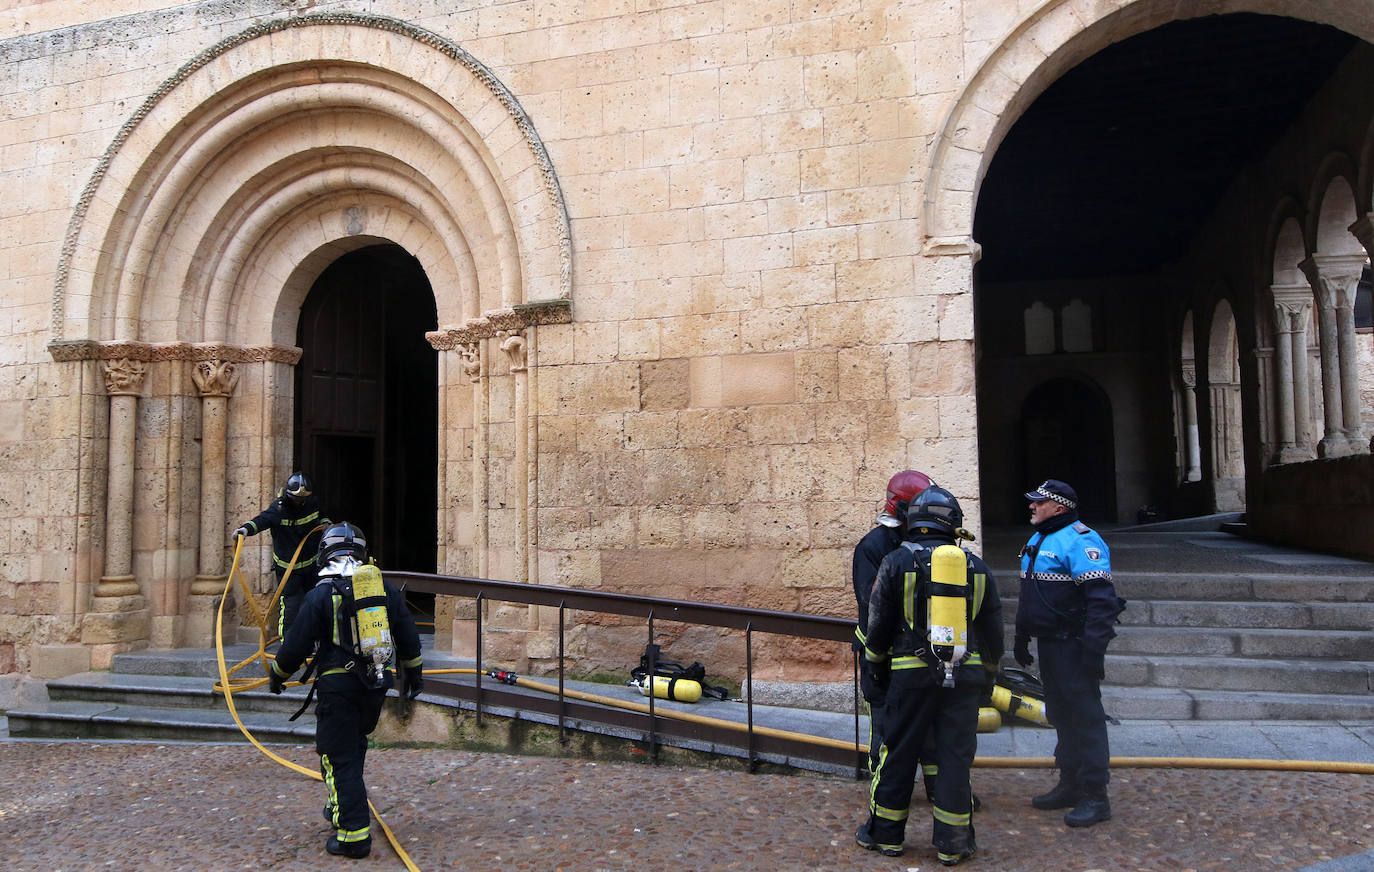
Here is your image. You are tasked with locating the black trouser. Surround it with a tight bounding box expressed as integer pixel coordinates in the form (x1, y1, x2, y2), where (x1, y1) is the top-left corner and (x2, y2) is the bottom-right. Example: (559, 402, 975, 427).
(865, 667, 981, 854)
(1037, 636, 1110, 790)
(315, 674, 387, 844)
(275, 565, 317, 638)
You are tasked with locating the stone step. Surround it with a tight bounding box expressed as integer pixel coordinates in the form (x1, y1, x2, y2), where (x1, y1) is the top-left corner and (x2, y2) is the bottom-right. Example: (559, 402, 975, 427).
(1105, 654, 1374, 695)
(1099, 686, 1374, 722)
(46, 671, 312, 714)
(1000, 598, 1374, 630)
(5, 699, 316, 743)
(1108, 626, 1374, 659)
(994, 573, 1374, 603)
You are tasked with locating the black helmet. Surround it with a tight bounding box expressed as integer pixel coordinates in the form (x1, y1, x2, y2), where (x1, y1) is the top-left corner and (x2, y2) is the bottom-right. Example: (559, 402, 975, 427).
(284, 472, 313, 503)
(904, 485, 963, 536)
(319, 521, 367, 565)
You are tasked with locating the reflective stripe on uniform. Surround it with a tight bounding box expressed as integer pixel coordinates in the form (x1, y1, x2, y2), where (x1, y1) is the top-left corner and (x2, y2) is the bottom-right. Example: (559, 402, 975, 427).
(280, 511, 322, 527)
(336, 825, 370, 843)
(274, 553, 318, 569)
(322, 753, 341, 820)
(903, 570, 918, 629)
(932, 804, 971, 826)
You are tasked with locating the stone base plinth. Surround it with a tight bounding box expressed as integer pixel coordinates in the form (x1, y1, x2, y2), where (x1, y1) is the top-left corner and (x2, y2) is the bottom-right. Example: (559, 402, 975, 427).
(28, 643, 92, 679)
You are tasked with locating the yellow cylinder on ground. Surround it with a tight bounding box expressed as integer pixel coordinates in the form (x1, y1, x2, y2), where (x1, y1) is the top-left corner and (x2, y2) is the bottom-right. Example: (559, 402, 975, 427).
(990, 684, 1050, 726)
(977, 706, 1002, 733)
(637, 675, 703, 703)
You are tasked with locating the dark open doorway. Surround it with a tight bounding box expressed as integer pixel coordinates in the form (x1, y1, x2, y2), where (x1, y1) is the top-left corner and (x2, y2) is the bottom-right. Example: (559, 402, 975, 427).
(295, 244, 438, 618)
(1019, 378, 1116, 523)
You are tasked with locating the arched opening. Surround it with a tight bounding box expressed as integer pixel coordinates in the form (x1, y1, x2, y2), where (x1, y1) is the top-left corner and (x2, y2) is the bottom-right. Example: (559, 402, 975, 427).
(1019, 377, 1117, 523)
(972, 12, 1360, 523)
(295, 244, 439, 586)
(1208, 300, 1246, 510)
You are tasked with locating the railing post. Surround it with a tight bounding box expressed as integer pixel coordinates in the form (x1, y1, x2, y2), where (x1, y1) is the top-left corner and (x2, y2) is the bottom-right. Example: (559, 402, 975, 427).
(647, 610, 657, 764)
(475, 591, 484, 728)
(558, 600, 567, 744)
(746, 621, 756, 773)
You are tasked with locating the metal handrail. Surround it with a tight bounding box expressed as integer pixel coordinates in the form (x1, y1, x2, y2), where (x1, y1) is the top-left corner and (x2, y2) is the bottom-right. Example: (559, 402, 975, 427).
(389, 570, 865, 775)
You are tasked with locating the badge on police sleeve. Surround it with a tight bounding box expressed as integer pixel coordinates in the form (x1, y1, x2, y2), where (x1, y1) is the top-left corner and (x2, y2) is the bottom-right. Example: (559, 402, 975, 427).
(1085, 547, 1101, 561)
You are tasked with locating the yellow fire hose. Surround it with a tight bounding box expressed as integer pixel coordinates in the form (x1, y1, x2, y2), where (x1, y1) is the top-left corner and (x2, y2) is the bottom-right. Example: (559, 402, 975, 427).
(213, 537, 1374, 871)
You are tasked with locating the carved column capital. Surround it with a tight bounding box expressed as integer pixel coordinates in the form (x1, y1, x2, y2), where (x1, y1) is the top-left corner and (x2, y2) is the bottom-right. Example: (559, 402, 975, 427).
(1270, 283, 1312, 332)
(498, 329, 527, 372)
(458, 341, 482, 383)
(1299, 253, 1365, 310)
(102, 358, 146, 396)
(191, 359, 240, 398)
(1180, 361, 1197, 389)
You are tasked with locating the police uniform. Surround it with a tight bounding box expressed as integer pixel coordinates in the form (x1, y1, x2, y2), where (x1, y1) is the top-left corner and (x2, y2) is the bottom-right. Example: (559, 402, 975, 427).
(239, 490, 327, 636)
(857, 492, 1003, 865)
(1014, 480, 1121, 826)
(271, 558, 423, 857)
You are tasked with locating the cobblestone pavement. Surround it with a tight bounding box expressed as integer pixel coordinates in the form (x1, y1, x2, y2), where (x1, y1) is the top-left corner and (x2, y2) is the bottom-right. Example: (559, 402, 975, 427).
(3, 741, 1373, 872)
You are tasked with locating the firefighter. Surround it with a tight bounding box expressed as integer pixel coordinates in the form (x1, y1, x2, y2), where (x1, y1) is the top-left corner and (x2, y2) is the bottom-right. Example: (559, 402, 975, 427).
(1013, 479, 1122, 828)
(856, 486, 1003, 866)
(269, 522, 424, 859)
(233, 472, 328, 638)
(852, 469, 932, 772)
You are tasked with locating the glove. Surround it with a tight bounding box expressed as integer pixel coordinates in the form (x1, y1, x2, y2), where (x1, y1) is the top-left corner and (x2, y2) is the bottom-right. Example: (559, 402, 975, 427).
(1014, 636, 1034, 667)
(859, 658, 890, 705)
(403, 669, 424, 701)
(232, 526, 249, 541)
(268, 669, 286, 695)
(1083, 648, 1106, 681)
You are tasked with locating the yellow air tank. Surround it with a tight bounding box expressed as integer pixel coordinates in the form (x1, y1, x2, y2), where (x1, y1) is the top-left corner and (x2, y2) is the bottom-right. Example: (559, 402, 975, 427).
(636, 674, 703, 703)
(977, 706, 1003, 733)
(927, 544, 969, 687)
(990, 684, 1050, 726)
(351, 564, 394, 686)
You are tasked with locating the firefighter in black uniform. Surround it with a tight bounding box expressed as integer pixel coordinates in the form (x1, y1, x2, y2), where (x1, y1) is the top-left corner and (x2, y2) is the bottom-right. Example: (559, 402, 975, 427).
(852, 469, 932, 772)
(234, 472, 328, 638)
(856, 486, 1002, 866)
(269, 522, 424, 859)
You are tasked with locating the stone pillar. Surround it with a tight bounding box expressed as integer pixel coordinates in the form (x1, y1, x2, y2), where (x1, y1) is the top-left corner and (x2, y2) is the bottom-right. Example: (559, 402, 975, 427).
(85, 358, 150, 666)
(185, 359, 239, 645)
(1300, 254, 1363, 457)
(1181, 362, 1202, 481)
(499, 328, 529, 586)
(1269, 285, 1314, 464)
(460, 340, 487, 580)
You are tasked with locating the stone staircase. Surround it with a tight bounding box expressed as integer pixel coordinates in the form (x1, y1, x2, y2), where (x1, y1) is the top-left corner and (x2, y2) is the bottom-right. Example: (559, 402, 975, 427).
(6, 643, 321, 742)
(987, 522, 1374, 721)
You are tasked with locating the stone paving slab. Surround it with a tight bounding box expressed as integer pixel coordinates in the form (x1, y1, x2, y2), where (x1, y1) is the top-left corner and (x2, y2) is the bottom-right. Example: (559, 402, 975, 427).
(1, 741, 1372, 872)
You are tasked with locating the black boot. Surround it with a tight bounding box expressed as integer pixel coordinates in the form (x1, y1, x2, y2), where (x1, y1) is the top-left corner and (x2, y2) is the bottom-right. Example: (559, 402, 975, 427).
(1064, 791, 1111, 828)
(326, 835, 372, 859)
(1031, 778, 1080, 810)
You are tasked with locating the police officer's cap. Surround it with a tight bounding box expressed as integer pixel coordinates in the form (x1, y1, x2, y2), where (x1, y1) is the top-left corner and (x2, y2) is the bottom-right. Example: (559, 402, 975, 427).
(1024, 479, 1078, 510)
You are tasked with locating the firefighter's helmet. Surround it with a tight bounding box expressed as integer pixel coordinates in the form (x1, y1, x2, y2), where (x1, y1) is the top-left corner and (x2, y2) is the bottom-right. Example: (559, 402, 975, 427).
(904, 485, 963, 537)
(284, 472, 313, 503)
(879, 470, 934, 527)
(318, 521, 367, 565)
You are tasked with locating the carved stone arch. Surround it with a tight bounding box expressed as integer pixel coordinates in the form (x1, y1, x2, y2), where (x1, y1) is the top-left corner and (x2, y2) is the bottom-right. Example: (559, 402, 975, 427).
(49, 12, 571, 351)
(922, 0, 1374, 253)
(1266, 199, 1309, 288)
(1306, 153, 1363, 255)
(1207, 298, 1246, 509)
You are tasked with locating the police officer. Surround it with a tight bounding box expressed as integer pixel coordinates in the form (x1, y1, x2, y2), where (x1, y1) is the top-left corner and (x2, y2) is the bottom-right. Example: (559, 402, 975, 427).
(1013, 479, 1121, 828)
(269, 522, 424, 859)
(856, 487, 1002, 866)
(852, 469, 932, 772)
(234, 472, 328, 638)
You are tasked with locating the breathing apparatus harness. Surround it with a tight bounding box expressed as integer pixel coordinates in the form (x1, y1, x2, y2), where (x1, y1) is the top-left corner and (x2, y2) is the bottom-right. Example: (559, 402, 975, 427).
(629, 643, 731, 703)
(876, 539, 981, 685)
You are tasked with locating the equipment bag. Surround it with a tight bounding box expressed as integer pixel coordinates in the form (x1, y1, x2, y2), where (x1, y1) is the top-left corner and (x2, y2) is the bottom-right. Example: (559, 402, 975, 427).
(629, 643, 730, 702)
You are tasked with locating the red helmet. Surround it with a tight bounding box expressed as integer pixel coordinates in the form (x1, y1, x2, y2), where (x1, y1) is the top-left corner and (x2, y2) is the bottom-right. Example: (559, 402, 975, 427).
(883, 470, 934, 519)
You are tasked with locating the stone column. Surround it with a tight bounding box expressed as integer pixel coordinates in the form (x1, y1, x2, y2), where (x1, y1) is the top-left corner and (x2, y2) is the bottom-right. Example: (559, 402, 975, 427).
(185, 359, 239, 645)
(1269, 285, 1313, 463)
(499, 329, 529, 586)
(460, 340, 488, 580)
(85, 358, 150, 666)
(1181, 362, 1202, 481)
(1300, 254, 1363, 457)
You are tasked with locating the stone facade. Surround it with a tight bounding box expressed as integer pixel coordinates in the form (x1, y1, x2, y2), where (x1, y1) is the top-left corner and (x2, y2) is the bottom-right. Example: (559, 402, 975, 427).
(2, 0, 1373, 701)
